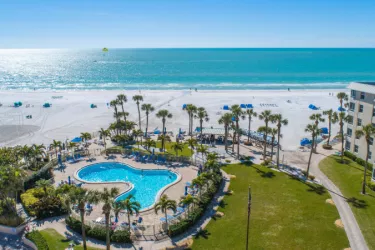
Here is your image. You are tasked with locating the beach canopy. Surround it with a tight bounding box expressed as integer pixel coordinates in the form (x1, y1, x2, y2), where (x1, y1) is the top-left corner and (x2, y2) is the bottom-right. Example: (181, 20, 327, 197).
(308, 104, 318, 110)
(300, 138, 311, 146)
(90, 104, 97, 108)
(154, 129, 161, 135)
(182, 104, 187, 109)
(240, 104, 246, 109)
(246, 104, 254, 109)
(43, 103, 51, 108)
(223, 105, 229, 110)
(320, 127, 329, 134)
(338, 107, 346, 112)
(231, 117, 236, 121)
(71, 137, 82, 143)
(195, 127, 201, 132)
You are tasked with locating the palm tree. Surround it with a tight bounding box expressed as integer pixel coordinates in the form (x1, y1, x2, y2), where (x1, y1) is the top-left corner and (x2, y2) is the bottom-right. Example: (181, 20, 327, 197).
(245, 109, 257, 142)
(273, 114, 288, 169)
(30, 144, 46, 169)
(80, 132, 92, 147)
(154, 194, 177, 235)
(143, 138, 156, 152)
(118, 194, 141, 230)
(185, 138, 197, 157)
(99, 128, 111, 152)
(68, 188, 99, 250)
(195, 107, 209, 143)
(309, 113, 325, 151)
(156, 110, 173, 151)
(117, 94, 127, 122)
(337, 92, 348, 162)
(257, 126, 272, 159)
(192, 177, 205, 197)
(355, 124, 375, 194)
(171, 142, 184, 158)
(110, 100, 119, 121)
(322, 109, 338, 147)
(133, 95, 144, 130)
(269, 128, 278, 161)
(49, 140, 61, 159)
(132, 129, 144, 151)
(97, 187, 120, 250)
(305, 124, 320, 178)
(218, 113, 233, 152)
(231, 105, 245, 160)
(186, 104, 197, 135)
(196, 144, 208, 164)
(67, 142, 76, 153)
(141, 103, 155, 137)
(157, 134, 171, 152)
(35, 179, 51, 197)
(179, 194, 198, 216)
(259, 110, 274, 160)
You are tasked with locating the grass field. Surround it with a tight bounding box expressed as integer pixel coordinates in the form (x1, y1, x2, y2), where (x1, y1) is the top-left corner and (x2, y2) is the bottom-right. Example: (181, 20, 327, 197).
(40, 228, 101, 250)
(319, 156, 375, 249)
(192, 163, 349, 250)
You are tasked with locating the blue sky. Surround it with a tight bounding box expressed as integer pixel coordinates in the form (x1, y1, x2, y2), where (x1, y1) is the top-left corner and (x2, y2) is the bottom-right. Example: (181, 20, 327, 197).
(1, 0, 374, 48)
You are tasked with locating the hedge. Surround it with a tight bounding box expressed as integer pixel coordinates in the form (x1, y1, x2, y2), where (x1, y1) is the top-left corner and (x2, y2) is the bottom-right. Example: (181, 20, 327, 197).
(344, 151, 373, 170)
(25, 231, 49, 250)
(169, 173, 223, 237)
(65, 216, 132, 244)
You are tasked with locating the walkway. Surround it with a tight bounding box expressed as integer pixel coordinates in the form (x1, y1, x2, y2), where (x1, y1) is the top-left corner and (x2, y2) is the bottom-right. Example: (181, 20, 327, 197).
(0, 233, 32, 250)
(282, 143, 368, 250)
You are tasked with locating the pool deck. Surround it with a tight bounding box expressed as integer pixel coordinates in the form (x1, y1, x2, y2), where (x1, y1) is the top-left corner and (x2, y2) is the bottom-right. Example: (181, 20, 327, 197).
(52, 154, 198, 225)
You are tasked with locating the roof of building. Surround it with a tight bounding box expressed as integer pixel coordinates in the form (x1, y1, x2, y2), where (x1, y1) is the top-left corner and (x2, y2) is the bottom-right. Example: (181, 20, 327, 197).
(347, 82, 375, 94)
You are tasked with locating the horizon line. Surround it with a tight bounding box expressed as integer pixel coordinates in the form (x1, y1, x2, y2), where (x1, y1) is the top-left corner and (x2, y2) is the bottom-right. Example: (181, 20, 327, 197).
(1, 47, 375, 50)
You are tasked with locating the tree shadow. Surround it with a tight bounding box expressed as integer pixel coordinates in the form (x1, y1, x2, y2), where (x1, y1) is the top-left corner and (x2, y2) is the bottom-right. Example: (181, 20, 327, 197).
(252, 165, 275, 178)
(194, 229, 211, 239)
(288, 175, 327, 195)
(347, 197, 368, 209)
(334, 158, 351, 165)
(218, 200, 227, 209)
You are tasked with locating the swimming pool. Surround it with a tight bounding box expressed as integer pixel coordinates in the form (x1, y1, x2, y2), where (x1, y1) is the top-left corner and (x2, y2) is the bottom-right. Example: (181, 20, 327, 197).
(76, 162, 179, 210)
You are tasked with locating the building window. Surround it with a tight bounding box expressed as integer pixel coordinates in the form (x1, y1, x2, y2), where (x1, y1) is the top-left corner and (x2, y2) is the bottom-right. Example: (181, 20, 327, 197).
(347, 128, 352, 137)
(359, 105, 364, 113)
(360, 92, 365, 100)
(373, 107, 375, 117)
(351, 90, 356, 98)
(357, 118, 362, 126)
(370, 137, 374, 145)
(354, 145, 359, 153)
(369, 151, 372, 160)
(347, 115, 354, 125)
(349, 102, 355, 111)
(345, 141, 351, 150)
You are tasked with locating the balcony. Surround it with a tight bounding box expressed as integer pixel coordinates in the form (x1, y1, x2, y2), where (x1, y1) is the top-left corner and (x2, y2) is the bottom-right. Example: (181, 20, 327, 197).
(372, 116, 375, 124)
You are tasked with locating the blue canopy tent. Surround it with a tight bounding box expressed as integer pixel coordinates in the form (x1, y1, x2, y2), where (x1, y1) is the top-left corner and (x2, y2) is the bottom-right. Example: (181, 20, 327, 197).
(320, 127, 329, 134)
(90, 104, 97, 108)
(71, 137, 82, 143)
(182, 104, 187, 109)
(300, 138, 312, 146)
(195, 127, 201, 132)
(231, 117, 236, 121)
(240, 104, 246, 109)
(43, 103, 51, 108)
(308, 104, 318, 110)
(338, 107, 346, 112)
(246, 104, 254, 109)
(223, 105, 229, 110)
(154, 129, 161, 135)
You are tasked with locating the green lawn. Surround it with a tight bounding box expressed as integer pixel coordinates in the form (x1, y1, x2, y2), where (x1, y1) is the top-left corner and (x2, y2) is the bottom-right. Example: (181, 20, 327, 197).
(192, 164, 349, 250)
(40, 228, 101, 250)
(319, 156, 375, 249)
(154, 141, 193, 157)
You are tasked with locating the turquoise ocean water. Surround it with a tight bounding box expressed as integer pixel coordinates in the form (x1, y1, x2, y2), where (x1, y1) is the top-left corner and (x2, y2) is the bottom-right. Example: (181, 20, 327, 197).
(0, 48, 374, 90)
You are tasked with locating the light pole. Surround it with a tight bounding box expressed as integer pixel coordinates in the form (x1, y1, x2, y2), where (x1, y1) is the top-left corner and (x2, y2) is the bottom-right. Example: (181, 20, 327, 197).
(246, 186, 252, 250)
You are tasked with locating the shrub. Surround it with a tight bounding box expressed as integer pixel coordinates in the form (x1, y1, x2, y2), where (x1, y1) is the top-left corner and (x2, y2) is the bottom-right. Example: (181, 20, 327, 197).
(24, 166, 53, 190)
(31, 196, 67, 219)
(20, 189, 40, 216)
(225, 159, 231, 163)
(66, 216, 90, 234)
(87, 226, 109, 241)
(261, 159, 272, 166)
(344, 151, 357, 161)
(368, 182, 375, 192)
(25, 230, 49, 250)
(308, 175, 316, 181)
(0, 215, 24, 227)
(111, 229, 132, 243)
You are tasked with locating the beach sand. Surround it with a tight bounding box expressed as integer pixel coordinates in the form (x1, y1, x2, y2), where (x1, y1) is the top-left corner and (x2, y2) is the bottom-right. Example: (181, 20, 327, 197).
(0, 89, 347, 150)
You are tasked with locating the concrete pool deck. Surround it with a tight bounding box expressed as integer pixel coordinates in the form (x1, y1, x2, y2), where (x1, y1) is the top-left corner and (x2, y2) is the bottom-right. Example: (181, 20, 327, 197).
(52, 154, 199, 226)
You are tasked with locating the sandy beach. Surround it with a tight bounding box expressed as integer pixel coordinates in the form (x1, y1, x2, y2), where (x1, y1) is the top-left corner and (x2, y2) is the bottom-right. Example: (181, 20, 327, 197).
(0, 89, 347, 150)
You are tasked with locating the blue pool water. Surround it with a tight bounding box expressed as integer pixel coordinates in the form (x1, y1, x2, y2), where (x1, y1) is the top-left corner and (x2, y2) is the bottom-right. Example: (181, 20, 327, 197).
(77, 162, 178, 210)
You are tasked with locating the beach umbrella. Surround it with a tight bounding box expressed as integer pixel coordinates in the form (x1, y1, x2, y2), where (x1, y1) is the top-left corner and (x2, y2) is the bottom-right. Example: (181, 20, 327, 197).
(240, 104, 246, 109)
(185, 181, 192, 186)
(338, 107, 346, 112)
(247, 104, 253, 108)
(71, 137, 82, 143)
(223, 105, 229, 110)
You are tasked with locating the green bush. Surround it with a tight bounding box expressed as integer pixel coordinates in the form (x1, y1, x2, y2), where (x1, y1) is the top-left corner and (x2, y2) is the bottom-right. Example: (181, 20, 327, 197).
(0, 215, 24, 227)
(368, 182, 375, 192)
(20, 189, 41, 216)
(344, 151, 357, 161)
(24, 166, 53, 190)
(65, 216, 90, 234)
(88, 226, 109, 241)
(26, 230, 49, 250)
(111, 229, 132, 243)
(309, 175, 316, 181)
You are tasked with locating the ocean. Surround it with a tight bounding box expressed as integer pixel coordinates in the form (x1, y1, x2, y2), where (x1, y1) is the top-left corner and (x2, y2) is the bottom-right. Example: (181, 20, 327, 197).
(0, 48, 374, 91)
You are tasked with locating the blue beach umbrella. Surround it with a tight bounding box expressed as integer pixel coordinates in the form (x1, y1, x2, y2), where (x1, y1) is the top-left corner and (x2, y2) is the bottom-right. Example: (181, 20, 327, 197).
(71, 137, 82, 143)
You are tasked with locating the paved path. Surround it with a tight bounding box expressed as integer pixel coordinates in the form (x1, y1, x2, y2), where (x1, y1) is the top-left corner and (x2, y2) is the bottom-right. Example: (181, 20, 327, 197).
(0, 233, 32, 250)
(284, 143, 369, 250)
